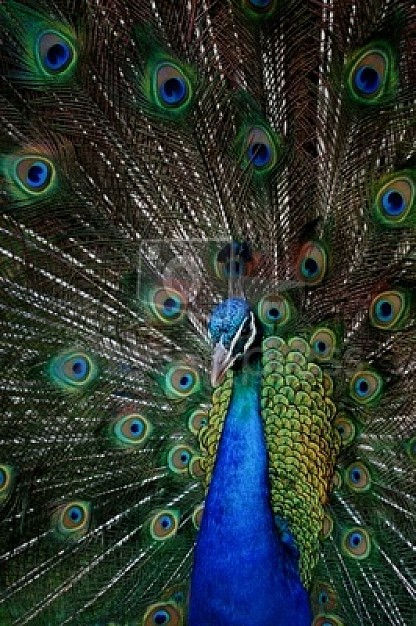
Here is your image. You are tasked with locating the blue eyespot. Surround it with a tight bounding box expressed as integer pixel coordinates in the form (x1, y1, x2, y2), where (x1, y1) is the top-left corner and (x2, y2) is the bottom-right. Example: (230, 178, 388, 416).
(354, 377, 369, 397)
(129, 419, 144, 437)
(381, 190, 405, 216)
(26, 161, 50, 189)
(0, 470, 5, 487)
(375, 299, 393, 322)
(248, 142, 272, 168)
(179, 374, 194, 390)
(301, 257, 318, 278)
(153, 610, 170, 624)
(45, 42, 71, 71)
(38, 32, 75, 75)
(162, 296, 182, 318)
(71, 357, 88, 380)
(350, 468, 361, 483)
(266, 306, 281, 322)
(160, 515, 173, 530)
(314, 340, 326, 354)
(68, 505, 83, 523)
(159, 77, 187, 106)
(354, 65, 381, 95)
(349, 531, 363, 548)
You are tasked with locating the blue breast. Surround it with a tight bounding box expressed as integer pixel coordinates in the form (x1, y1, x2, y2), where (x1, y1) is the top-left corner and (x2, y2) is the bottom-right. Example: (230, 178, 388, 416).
(189, 368, 312, 626)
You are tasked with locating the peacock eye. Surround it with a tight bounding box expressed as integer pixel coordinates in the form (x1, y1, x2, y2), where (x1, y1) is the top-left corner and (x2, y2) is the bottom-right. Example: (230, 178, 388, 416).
(150, 510, 179, 541)
(14, 157, 54, 194)
(347, 46, 392, 103)
(112, 414, 152, 447)
(334, 414, 356, 446)
(297, 241, 327, 285)
(49, 350, 97, 390)
(0, 464, 15, 503)
(350, 369, 382, 404)
(343, 527, 371, 559)
(188, 409, 208, 434)
(167, 445, 194, 475)
(164, 364, 200, 399)
(143, 602, 181, 626)
(345, 462, 371, 491)
(246, 126, 276, 171)
(312, 582, 338, 613)
(369, 290, 409, 330)
(155, 62, 192, 109)
(310, 328, 336, 361)
(373, 174, 414, 226)
(38, 31, 75, 75)
(258, 293, 291, 327)
(54, 501, 91, 539)
(148, 287, 187, 325)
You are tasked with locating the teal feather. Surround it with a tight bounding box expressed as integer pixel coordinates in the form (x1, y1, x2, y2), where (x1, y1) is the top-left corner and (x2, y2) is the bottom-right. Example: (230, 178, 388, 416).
(0, 1, 415, 625)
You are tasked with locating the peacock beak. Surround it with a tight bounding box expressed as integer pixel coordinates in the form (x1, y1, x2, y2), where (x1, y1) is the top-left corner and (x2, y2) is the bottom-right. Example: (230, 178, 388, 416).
(211, 341, 232, 387)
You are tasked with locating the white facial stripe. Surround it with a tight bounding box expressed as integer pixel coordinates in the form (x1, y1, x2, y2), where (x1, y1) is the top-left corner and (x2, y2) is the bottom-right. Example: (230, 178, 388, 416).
(224, 312, 257, 370)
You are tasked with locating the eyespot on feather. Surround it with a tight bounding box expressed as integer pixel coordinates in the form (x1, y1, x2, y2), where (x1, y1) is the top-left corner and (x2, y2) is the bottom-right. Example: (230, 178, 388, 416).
(0, 465, 15, 503)
(346, 43, 396, 105)
(373, 173, 415, 227)
(334, 414, 356, 446)
(246, 126, 277, 172)
(155, 62, 192, 109)
(369, 290, 409, 329)
(188, 409, 208, 435)
(48, 350, 98, 390)
(257, 293, 292, 327)
(310, 328, 336, 361)
(111, 414, 152, 448)
(312, 582, 338, 613)
(342, 527, 371, 559)
(350, 369, 382, 404)
(167, 445, 194, 475)
(147, 287, 187, 325)
(37, 31, 76, 75)
(150, 510, 179, 541)
(345, 461, 371, 492)
(189, 456, 205, 479)
(143, 602, 182, 626)
(163, 364, 200, 400)
(296, 241, 327, 286)
(14, 157, 55, 194)
(53, 501, 91, 540)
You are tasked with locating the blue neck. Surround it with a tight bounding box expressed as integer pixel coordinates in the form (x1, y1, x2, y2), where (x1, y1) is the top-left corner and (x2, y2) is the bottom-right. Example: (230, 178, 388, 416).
(189, 366, 311, 626)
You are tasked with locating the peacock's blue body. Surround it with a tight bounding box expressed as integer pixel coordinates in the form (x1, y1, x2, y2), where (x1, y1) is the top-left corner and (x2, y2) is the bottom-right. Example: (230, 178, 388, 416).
(189, 363, 311, 625)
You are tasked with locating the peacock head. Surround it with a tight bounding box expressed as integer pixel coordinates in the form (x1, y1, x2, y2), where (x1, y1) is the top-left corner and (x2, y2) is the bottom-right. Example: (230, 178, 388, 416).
(208, 297, 260, 386)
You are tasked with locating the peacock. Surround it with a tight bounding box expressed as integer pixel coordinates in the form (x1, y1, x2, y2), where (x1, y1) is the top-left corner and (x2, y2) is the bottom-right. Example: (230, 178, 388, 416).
(0, 0, 415, 624)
